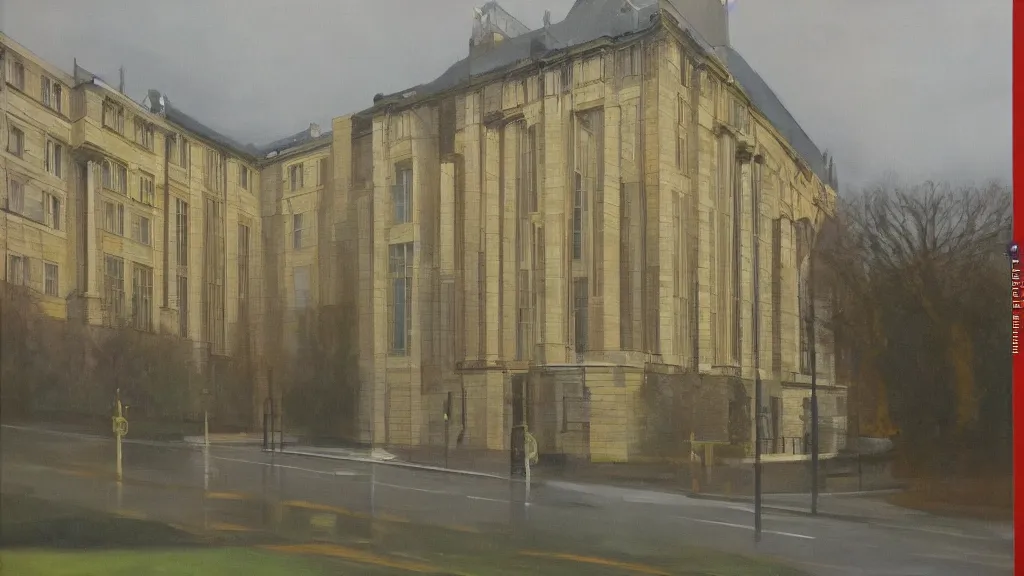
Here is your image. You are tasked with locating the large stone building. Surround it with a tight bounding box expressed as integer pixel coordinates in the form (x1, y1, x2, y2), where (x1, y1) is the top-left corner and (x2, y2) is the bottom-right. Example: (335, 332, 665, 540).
(328, 0, 844, 461)
(1, 0, 845, 462)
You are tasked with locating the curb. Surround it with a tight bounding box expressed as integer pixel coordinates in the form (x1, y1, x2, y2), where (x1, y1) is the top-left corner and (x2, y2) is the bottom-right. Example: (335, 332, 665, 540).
(280, 449, 510, 481)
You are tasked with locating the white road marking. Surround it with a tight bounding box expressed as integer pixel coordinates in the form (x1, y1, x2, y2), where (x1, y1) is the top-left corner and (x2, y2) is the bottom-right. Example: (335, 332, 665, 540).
(206, 454, 365, 478)
(466, 495, 507, 503)
(675, 515, 815, 540)
(375, 481, 508, 503)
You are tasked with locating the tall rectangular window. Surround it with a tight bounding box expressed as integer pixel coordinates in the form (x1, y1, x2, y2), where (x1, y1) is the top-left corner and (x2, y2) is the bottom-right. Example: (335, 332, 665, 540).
(517, 270, 532, 361)
(10, 60, 25, 90)
(104, 255, 125, 326)
(318, 157, 328, 186)
(7, 125, 24, 157)
(204, 148, 225, 193)
(135, 119, 154, 150)
(238, 223, 250, 305)
(132, 264, 154, 331)
(102, 160, 127, 194)
(179, 137, 189, 168)
(7, 179, 24, 213)
(203, 197, 225, 353)
(131, 213, 151, 245)
(393, 167, 412, 223)
(177, 275, 189, 338)
(104, 201, 125, 235)
(139, 172, 155, 205)
(289, 163, 304, 191)
(45, 193, 61, 230)
(175, 198, 189, 266)
(676, 96, 688, 171)
(573, 278, 589, 354)
(44, 262, 58, 297)
(8, 254, 27, 286)
(520, 125, 538, 214)
(292, 213, 305, 249)
(103, 101, 124, 134)
(293, 265, 311, 309)
(45, 139, 63, 178)
(573, 171, 584, 260)
(239, 165, 250, 190)
(41, 77, 52, 108)
(388, 242, 414, 355)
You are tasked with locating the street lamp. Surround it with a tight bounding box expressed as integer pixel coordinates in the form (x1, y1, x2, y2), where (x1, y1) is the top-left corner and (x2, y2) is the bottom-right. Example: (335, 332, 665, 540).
(803, 218, 820, 515)
(747, 148, 765, 543)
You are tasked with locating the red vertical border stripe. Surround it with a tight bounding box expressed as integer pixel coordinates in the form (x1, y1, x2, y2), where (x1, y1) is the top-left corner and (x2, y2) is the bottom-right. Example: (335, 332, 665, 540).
(1014, 1, 1024, 571)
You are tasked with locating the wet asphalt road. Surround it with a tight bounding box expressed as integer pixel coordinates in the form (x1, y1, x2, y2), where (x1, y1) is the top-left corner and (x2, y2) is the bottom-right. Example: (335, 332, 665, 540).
(0, 425, 1013, 576)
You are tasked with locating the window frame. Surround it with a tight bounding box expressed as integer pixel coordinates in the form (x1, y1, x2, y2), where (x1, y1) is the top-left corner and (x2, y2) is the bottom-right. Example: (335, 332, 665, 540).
(45, 138, 64, 178)
(392, 166, 412, 224)
(8, 177, 25, 213)
(102, 159, 128, 195)
(138, 171, 155, 205)
(174, 198, 189, 266)
(131, 213, 152, 246)
(44, 262, 59, 297)
(104, 200, 125, 236)
(289, 162, 304, 192)
(388, 242, 414, 355)
(44, 192, 61, 230)
(8, 254, 27, 286)
(7, 124, 25, 157)
(132, 264, 154, 331)
(103, 100, 125, 134)
(292, 212, 305, 249)
(10, 59, 26, 90)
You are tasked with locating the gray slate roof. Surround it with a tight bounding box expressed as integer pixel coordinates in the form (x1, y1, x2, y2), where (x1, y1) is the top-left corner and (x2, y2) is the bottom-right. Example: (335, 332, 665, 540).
(716, 46, 828, 182)
(383, 0, 829, 183)
(386, 0, 661, 102)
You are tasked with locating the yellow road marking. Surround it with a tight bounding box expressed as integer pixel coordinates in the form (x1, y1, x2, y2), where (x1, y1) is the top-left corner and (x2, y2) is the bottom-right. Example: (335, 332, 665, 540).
(263, 543, 438, 573)
(115, 509, 147, 520)
(204, 491, 250, 501)
(280, 500, 367, 519)
(519, 551, 671, 575)
(378, 513, 410, 524)
(210, 522, 257, 532)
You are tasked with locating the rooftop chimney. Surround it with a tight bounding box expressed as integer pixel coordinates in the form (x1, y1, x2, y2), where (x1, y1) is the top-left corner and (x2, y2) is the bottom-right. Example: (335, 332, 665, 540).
(309, 123, 321, 138)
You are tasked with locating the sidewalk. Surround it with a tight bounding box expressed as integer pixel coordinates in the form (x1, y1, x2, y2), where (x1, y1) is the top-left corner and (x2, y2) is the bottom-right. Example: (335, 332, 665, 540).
(690, 491, 1014, 540)
(263, 442, 1014, 540)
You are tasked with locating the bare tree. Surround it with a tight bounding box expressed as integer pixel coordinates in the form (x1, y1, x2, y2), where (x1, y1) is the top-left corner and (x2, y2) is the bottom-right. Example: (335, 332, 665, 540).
(282, 303, 361, 441)
(822, 179, 1011, 475)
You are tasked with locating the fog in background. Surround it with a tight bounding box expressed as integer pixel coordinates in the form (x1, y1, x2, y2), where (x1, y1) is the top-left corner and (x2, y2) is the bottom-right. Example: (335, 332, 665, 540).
(1, 0, 1012, 189)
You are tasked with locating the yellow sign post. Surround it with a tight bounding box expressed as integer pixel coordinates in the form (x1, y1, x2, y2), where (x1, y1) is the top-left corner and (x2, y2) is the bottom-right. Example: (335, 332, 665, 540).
(112, 392, 128, 482)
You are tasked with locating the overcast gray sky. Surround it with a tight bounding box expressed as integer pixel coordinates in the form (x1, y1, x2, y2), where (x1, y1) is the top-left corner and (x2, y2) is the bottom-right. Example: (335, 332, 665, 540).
(1, 0, 1012, 189)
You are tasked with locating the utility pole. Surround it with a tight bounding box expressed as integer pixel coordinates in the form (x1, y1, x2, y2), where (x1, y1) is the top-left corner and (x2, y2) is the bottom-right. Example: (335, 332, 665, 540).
(749, 150, 764, 543)
(808, 221, 819, 515)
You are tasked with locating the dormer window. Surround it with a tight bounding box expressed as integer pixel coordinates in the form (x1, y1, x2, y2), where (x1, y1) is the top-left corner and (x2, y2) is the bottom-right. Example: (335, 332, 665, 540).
(9, 59, 25, 91)
(103, 101, 125, 134)
(135, 119, 154, 151)
(41, 76, 62, 113)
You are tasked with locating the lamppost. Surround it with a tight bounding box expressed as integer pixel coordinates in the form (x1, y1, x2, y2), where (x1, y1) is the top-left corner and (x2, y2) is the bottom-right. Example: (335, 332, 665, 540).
(804, 218, 820, 515)
(746, 147, 765, 542)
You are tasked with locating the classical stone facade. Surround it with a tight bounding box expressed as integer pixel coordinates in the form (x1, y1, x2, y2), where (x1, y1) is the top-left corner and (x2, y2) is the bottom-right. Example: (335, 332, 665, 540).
(329, 0, 845, 461)
(1, 34, 265, 405)
(2, 0, 847, 461)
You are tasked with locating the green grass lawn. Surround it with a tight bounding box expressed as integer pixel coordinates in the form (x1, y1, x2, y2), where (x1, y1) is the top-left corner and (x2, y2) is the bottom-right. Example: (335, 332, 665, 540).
(1, 493, 808, 575)
(0, 548, 390, 576)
